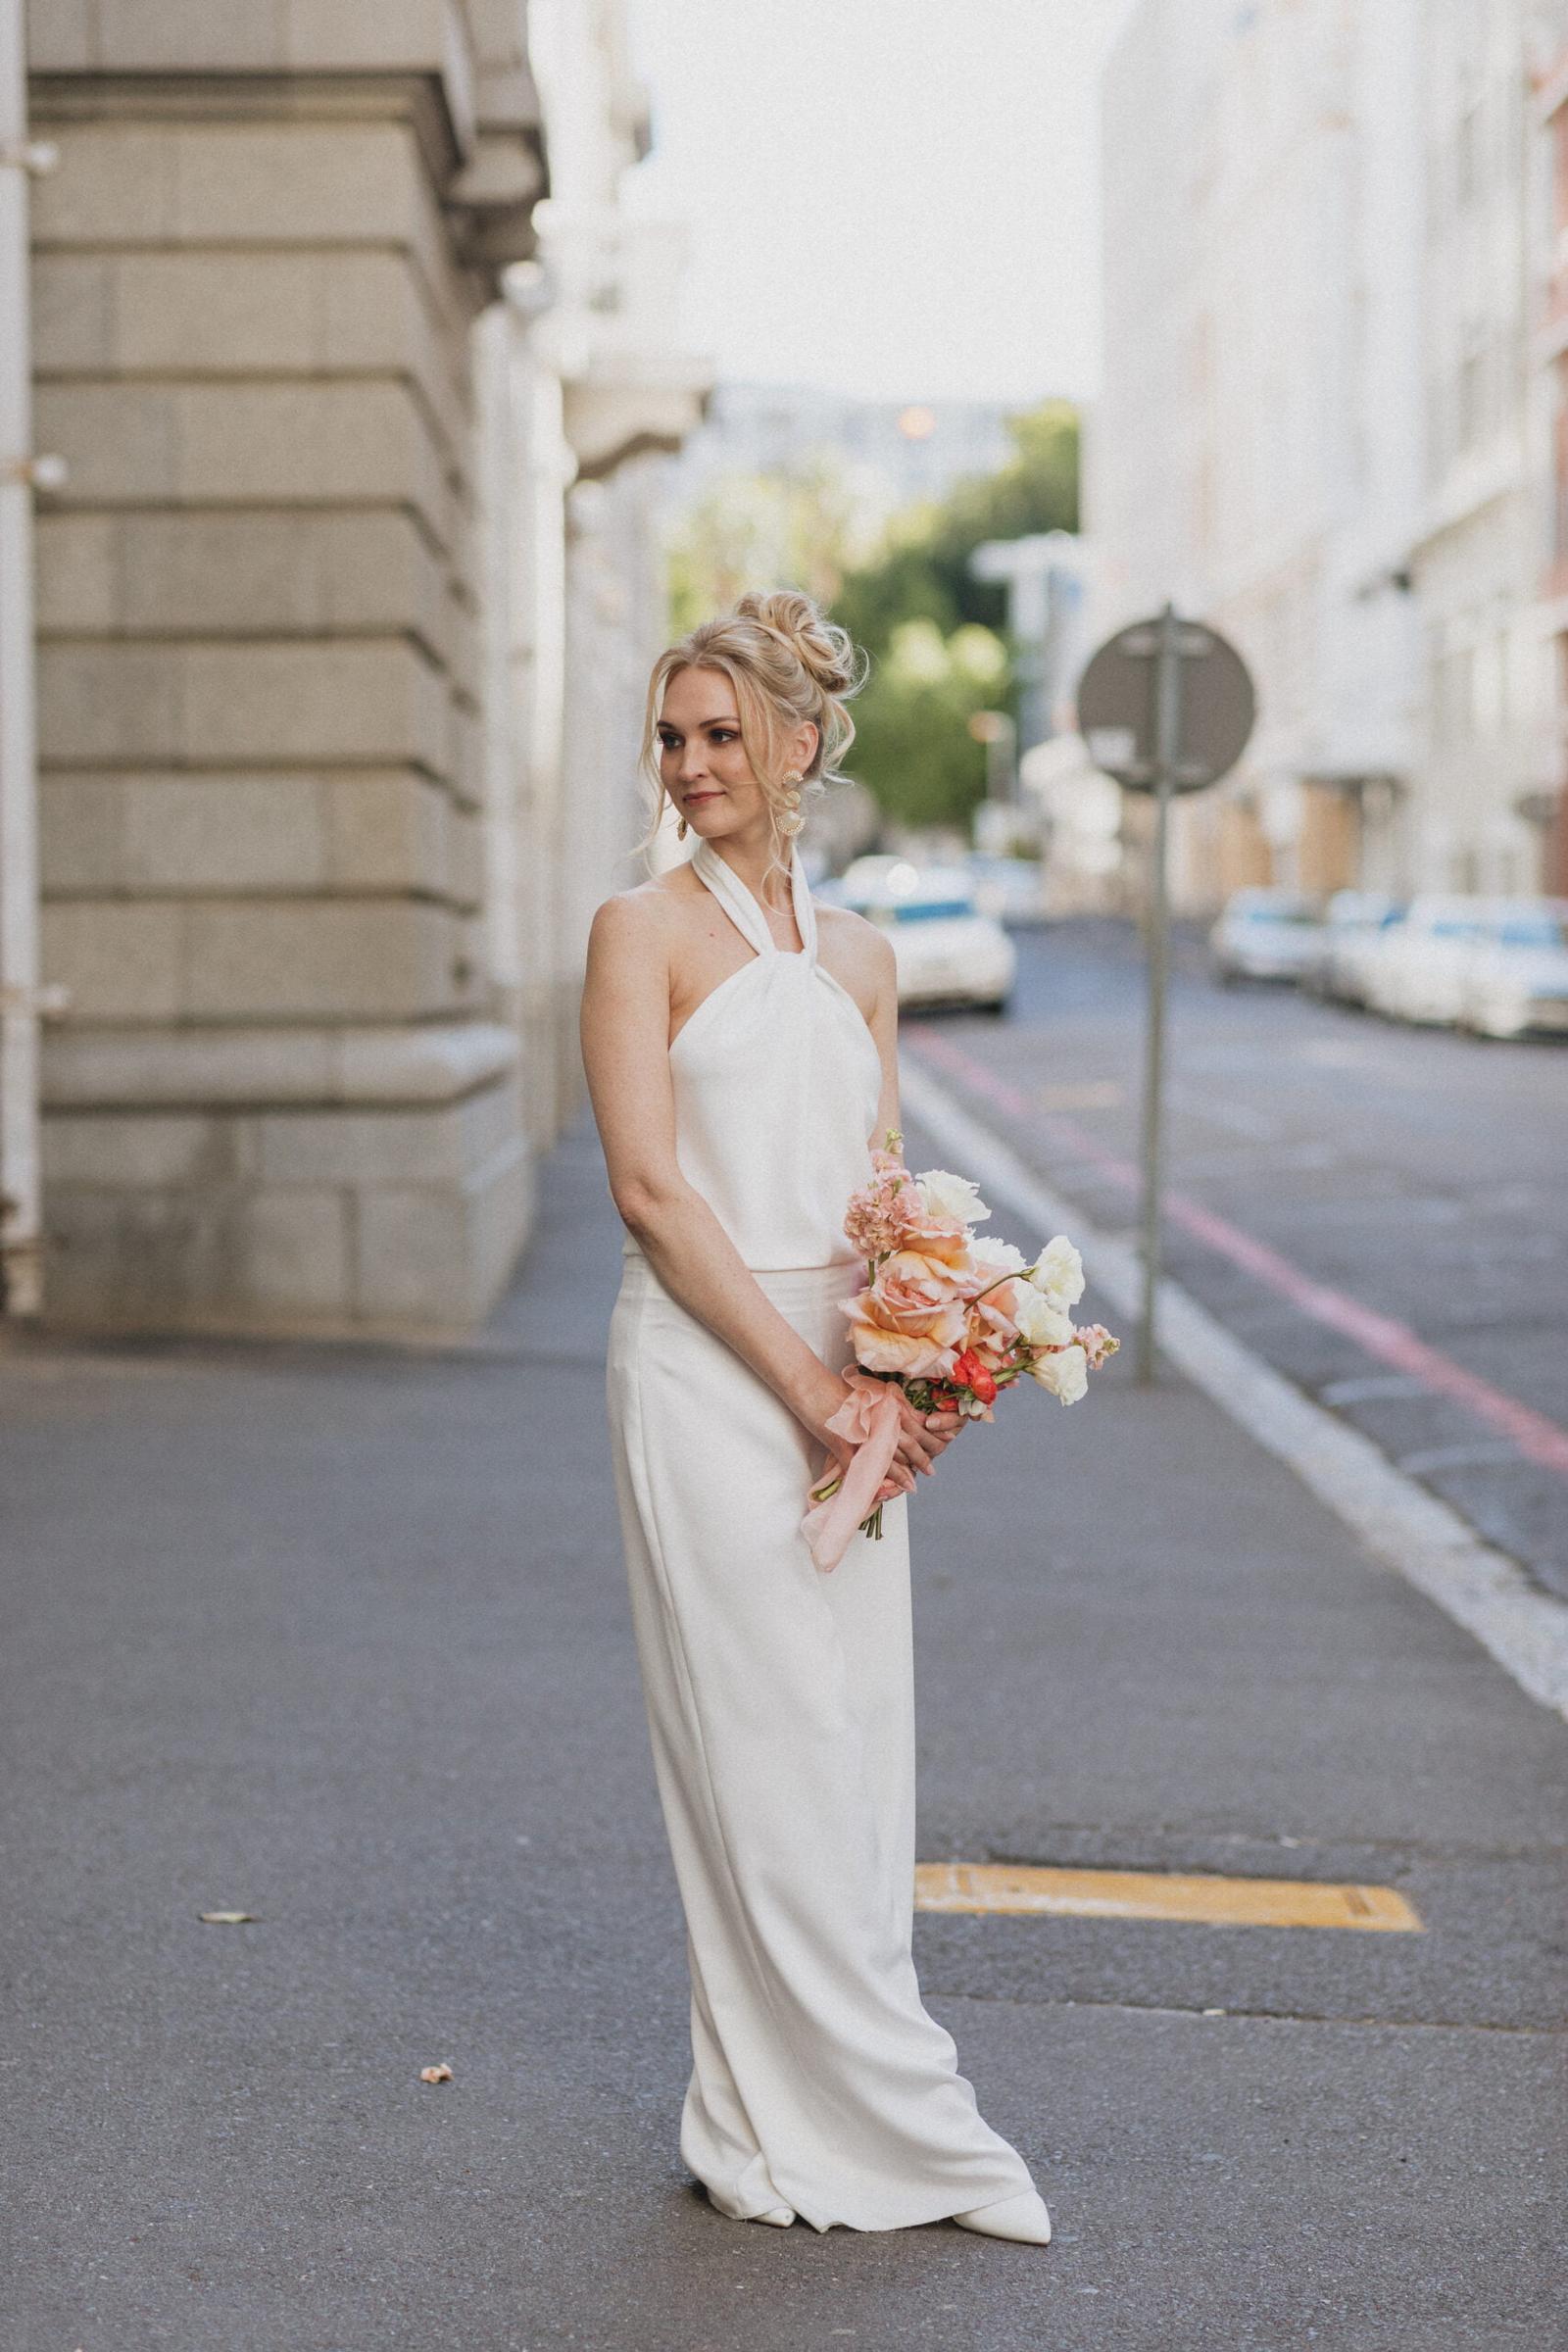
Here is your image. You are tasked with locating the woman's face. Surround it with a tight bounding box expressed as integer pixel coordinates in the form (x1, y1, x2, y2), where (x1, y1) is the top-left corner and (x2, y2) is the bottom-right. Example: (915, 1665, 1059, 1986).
(655, 665, 766, 842)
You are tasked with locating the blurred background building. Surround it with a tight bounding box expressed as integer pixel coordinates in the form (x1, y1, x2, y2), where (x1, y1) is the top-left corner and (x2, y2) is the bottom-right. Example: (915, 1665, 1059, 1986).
(669, 385, 1019, 525)
(0, 0, 707, 1335)
(1087, 0, 1568, 915)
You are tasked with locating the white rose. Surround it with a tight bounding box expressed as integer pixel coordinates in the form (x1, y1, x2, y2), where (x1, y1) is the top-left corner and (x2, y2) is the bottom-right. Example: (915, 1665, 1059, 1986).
(915, 1168, 991, 1227)
(1013, 1285, 1073, 1347)
(1029, 1234, 1085, 1307)
(1028, 1343, 1088, 1403)
(970, 1239, 1028, 1276)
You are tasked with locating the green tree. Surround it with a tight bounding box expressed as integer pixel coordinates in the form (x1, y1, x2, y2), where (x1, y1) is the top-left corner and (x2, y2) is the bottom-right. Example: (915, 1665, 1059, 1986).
(847, 619, 1007, 832)
(834, 402, 1079, 827)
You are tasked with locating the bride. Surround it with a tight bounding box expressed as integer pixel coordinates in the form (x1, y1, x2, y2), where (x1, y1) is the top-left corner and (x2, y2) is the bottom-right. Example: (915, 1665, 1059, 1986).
(578, 588, 1052, 2243)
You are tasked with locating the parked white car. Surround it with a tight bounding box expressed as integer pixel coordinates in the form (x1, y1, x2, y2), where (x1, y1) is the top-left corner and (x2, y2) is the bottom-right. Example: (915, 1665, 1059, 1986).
(1361, 896, 1510, 1026)
(1305, 891, 1405, 1004)
(1208, 889, 1326, 984)
(820, 855, 916, 911)
(850, 861, 1015, 1012)
(963, 853, 1049, 923)
(1457, 903, 1568, 1039)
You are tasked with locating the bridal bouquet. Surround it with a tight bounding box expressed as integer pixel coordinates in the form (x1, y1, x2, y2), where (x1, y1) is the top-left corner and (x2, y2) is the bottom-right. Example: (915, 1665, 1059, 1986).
(801, 1130, 1117, 1572)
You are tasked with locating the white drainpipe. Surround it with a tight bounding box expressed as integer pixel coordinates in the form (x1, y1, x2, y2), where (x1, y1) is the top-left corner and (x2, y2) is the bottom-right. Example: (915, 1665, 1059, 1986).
(0, 0, 59, 1317)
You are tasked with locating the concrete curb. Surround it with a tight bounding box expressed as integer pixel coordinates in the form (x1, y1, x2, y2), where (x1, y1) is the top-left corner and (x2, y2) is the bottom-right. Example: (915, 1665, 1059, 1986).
(899, 1055, 1568, 1725)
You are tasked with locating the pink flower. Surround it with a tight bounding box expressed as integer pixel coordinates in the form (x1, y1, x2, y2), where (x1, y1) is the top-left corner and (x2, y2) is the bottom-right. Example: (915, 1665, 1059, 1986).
(1074, 1322, 1120, 1371)
(843, 1161, 922, 1259)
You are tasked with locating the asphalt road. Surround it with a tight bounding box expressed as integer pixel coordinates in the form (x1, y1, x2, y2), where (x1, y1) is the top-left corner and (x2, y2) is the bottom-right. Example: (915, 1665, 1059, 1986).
(2, 1103, 1563, 2350)
(906, 918, 1568, 1603)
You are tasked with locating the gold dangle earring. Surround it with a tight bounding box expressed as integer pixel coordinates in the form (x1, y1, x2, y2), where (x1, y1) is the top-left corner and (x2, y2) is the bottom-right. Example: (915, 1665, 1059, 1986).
(780, 771, 804, 838)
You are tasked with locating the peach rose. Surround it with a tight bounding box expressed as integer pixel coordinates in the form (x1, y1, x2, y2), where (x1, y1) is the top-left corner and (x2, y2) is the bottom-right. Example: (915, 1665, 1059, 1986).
(896, 1206, 973, 1265)
(964, 1274, 1023, 1349)
(855, 1250, 972, 1346)
(848, 1321, 960, 1380)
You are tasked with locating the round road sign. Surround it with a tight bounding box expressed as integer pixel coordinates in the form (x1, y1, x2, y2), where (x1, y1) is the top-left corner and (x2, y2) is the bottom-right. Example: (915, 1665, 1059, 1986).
(1077, 612, 1256, 794)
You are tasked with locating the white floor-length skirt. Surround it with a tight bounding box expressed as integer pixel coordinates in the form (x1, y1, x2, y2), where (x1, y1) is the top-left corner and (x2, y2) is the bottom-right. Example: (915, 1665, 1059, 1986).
(606, 1248, 1039, 2233)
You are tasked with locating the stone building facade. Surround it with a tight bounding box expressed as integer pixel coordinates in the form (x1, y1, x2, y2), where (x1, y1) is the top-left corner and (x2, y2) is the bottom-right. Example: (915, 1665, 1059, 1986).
(12, 0, 702, 1335)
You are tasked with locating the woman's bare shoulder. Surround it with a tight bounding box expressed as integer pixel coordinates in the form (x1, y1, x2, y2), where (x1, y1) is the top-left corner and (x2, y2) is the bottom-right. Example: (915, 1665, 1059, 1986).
(587, 871, 700, 958)
(815, 901, 896, 981)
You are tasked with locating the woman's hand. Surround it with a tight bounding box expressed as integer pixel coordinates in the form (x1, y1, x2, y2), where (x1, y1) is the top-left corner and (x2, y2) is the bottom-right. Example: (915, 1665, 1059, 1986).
(871, 1391, 964, 1505)
(799, 1367, 964, 1509)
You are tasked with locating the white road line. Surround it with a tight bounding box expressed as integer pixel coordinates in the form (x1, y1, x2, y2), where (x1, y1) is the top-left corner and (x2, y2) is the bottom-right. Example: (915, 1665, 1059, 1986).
(899, 1056, 1568, 1724)
(1396, 1441, 1528, 1477)
(1319, 1374, 1432, 1405)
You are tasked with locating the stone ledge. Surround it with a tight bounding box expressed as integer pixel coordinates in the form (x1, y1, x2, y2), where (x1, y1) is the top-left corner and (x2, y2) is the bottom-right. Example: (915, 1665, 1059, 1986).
(29, 70, 470, 190)
(42, 1019, 521, 1109)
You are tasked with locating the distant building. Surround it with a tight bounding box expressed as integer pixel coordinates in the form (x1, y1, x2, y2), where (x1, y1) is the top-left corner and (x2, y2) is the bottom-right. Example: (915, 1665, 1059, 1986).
(1407, 0, 1556, 898)
(669, 381, 1020, 523)
(1092, 0, 1427, 914)
(1092, 0, 1568, 915)
(1529, 0, 1568, 893)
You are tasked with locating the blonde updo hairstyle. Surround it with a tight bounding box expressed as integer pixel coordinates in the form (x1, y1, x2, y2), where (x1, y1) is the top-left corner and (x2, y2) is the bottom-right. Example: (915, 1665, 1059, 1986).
(638, 589, 868, 883)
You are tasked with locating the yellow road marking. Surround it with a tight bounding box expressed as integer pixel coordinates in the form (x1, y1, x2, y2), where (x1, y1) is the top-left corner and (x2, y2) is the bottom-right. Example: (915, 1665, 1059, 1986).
(913, 1861, 1422, 1932)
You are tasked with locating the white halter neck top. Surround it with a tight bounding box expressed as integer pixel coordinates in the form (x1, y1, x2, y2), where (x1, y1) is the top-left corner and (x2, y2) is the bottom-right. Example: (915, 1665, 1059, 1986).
(623, 834, 883, 1272)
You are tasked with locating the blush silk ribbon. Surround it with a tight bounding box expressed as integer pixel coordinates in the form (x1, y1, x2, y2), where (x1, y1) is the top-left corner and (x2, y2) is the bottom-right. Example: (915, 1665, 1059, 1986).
(801, 1371, 905, 1574)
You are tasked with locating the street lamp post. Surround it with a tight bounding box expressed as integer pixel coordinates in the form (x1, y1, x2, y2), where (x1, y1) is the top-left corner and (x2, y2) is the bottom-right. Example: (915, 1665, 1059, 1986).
(967, 709, 1017, 805)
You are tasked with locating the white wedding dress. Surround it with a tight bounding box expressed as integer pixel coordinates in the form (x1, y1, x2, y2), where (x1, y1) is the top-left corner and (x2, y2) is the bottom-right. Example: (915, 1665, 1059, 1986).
(604, 834, 1041, 2233)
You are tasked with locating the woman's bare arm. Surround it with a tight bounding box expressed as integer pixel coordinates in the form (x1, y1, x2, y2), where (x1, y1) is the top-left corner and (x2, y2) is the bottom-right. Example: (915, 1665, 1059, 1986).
(858, 919, 904, 1149)
(580, 891, 943, 1487)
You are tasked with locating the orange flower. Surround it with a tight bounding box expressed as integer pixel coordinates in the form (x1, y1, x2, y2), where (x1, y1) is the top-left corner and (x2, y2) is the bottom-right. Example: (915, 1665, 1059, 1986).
(848, 1320, 961, 1380)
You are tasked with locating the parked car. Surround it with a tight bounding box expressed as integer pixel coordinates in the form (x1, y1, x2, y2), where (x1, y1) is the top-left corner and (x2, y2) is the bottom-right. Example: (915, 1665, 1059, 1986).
(1457, 903, 1568, 1039)
(1304, 891, 1406, 1004)
(1208, 889, 1326, 984)
(853, 862, 1016, 1012)
(1361, 896, 1509, 1026)
(820, 854, 915, 912)
(963, 853, 1049, 924)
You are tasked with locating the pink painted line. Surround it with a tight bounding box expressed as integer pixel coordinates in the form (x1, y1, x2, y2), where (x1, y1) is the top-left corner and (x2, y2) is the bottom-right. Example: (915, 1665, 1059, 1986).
(906, 1027, 1568, 1485)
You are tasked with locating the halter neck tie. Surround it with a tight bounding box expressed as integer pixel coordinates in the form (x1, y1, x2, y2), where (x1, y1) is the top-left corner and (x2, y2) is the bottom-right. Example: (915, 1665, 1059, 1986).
(690, 835, 817, 965)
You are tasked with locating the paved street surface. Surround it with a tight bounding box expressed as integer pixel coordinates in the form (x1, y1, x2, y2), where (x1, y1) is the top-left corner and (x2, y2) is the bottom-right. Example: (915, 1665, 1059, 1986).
(907, 919, 1568, 1603)
(3, 1092, 1565, 2351)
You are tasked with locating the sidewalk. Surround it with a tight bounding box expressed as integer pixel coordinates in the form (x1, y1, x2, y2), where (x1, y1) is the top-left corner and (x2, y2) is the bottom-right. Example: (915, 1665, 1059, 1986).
(2, 1102, 1563, 2352)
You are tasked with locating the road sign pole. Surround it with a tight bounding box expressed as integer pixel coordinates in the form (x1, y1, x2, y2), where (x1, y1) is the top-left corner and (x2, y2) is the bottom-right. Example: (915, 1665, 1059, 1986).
(1136, 604, 1183, 1384)
(1075, 603, 1256, 1379)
